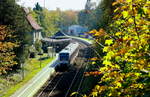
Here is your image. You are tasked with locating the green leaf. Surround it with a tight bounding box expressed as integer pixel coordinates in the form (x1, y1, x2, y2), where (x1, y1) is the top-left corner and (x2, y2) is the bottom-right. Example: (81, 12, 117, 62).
(105, 39, 113, 45)
(115, 56, 121, 62)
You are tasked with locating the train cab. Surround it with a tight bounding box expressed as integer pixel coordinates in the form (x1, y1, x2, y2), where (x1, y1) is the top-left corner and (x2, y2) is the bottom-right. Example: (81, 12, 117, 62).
(59, 52, 69, 65)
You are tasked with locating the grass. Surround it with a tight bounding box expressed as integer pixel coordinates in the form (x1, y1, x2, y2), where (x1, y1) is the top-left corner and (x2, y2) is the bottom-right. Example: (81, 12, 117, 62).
(79, 37, 93, 42)
(73, 36, 93, 43)
(0, 53, 54, 97)
(68, 35, 93, 43)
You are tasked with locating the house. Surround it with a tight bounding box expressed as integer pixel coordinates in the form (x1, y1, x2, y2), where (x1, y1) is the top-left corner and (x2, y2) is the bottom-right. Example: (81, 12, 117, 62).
(23, 8, 42, 43)
(68, 25, 88, 37)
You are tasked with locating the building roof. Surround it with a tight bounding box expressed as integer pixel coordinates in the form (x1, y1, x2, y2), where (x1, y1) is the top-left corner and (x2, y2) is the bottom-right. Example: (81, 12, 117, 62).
(26, 14, 42, 30)
(69, 25, 88, 30)
(23, 8, 30, 14)
(69, 25, 82, 28)
(23, 8, 42, 30)
(53, 31, 66, 37)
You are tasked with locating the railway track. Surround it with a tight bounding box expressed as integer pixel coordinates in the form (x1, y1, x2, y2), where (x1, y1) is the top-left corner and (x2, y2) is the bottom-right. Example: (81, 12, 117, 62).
(34, 42, 90, 97)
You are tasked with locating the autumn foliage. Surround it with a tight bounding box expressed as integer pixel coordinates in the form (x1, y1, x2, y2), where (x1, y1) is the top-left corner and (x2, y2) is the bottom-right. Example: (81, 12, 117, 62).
(86, 0, 150, 96)
(0, 25, 18, 75)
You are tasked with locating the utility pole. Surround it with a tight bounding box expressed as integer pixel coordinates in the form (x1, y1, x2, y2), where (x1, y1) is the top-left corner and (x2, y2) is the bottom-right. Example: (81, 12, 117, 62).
(21, 44, 27, 80)
(44, 0, 45, 8)
(21, 63, 24, 80)
(40, 54, 42, 68)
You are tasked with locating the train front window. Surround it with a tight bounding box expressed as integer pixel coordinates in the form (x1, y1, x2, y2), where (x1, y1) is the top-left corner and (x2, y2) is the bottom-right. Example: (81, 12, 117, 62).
(59, 53, 69, 61)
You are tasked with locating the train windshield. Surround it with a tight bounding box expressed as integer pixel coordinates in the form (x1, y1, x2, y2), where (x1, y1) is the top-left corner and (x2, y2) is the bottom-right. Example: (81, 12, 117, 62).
(59, 53, 69, 61)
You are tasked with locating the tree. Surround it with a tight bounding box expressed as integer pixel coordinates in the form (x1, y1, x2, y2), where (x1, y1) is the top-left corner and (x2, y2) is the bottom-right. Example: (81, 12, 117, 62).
(34, 40, 42, 54)
(95, 0, 114, 30)
(0, 0, 33, 65)
(61, 10, 78, 32)
(32, 4, 60, 36)
(78, 0, 114, 30)
(33, 2, 42, 11)
(87, 0, 150, 96)
(32, 5, 78, 36)
(0, 25, 18, 74)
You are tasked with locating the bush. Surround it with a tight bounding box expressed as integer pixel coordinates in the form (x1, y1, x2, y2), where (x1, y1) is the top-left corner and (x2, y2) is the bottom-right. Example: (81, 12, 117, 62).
(29, 52, 36, 58)
(29, 45, 37, 58)
(34, 40, 43, 54)
(8, 74, 22, 83)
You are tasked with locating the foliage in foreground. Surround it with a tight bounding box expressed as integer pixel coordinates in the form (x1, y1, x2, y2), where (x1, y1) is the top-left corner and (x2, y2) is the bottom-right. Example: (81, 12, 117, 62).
(86, 0, 150, 96)
(0, 0, 33, 67)
(0, 25, 18, 74)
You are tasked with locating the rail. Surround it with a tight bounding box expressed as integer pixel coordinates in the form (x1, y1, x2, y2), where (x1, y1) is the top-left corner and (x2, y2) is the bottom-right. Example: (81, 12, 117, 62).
(11, 36, 92, 97)
(34, 40, 89, 97)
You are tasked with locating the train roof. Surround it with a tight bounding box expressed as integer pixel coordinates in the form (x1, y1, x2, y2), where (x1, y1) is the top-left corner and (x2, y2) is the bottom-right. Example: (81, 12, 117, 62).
(59, 42, 79, 54)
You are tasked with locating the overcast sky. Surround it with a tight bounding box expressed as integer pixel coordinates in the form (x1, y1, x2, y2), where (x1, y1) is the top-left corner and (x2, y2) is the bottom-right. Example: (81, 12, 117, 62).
(17, 0, 100, 11)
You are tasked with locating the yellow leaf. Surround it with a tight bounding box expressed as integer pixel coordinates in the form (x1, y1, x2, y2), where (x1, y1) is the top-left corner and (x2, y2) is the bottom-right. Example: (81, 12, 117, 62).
(89, 29, 97, 34)
(126, 0, 132, 3)
(89, 30, 95, 34)
(135, 73, 141, 76)
(91, 91, 98, 96)
(90, 57, 98, 61)
(92, 61, 96, 64)
(103, 60, 112, 65)
(122, 11, 128, 18)
(108, 93, 112, 96)
(95, 85, 100, 90)
(112, 1, 118, 6)
(105, 39, 113, 45)
(107, 51, 115, 57)
(70, 92, 78, 96)
(94, 32, 101, 36)
(128, 18, 134, 23)
(103, 46, 109, 52)
(115, 32, 122, 36)
(143, 7, 148, 14)
(82, 94, 87, 97)
(117, 82, 122, 87)
(114, 8, 119, 12)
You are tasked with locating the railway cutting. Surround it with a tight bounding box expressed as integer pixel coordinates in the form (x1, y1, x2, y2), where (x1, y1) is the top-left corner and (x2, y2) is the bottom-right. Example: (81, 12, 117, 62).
(34, 41, 92, 97)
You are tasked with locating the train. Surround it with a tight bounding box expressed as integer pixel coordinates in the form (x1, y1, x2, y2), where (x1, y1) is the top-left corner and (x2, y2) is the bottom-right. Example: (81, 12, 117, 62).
(55, 42, 79, 70)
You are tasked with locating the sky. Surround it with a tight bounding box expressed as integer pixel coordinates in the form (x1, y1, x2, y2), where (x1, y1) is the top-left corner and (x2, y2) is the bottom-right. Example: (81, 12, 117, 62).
(17, 0, 100, 11)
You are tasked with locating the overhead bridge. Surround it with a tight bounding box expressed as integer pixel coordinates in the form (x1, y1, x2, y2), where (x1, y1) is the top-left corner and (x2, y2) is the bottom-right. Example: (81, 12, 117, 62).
(42, 38, 71, 44)
(11, 36, 92, 97)
(41, 38, 72, 53)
